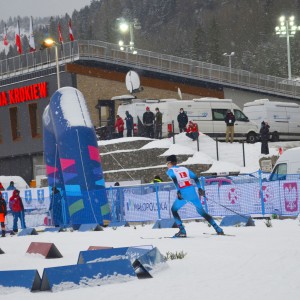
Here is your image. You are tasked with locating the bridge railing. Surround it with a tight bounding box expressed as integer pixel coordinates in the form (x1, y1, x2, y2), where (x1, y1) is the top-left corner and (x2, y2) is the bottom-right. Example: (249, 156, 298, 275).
(0, 41, 79, 80)
(1, 39, 300, 99)
(77, 40, 300, 99)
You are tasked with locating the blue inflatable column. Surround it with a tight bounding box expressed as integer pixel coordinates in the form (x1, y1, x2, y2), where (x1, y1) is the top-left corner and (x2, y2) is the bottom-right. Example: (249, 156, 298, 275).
(43, 87, 111, 226)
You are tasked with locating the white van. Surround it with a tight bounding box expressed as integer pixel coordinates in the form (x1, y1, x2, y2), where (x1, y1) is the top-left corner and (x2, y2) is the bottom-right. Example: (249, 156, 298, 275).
(243, 99, 300, 141)
(269, 147, 300, 181)
(117, 97, 259, 142)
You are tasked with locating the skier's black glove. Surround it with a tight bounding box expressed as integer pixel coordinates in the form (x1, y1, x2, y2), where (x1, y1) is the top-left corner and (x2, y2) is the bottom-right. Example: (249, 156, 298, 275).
(177, 191, 183, 200)
(198, 188, 205, 198)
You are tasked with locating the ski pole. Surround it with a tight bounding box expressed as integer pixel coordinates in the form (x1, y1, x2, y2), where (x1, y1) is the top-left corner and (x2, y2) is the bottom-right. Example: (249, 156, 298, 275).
(208, 198, 250, 219)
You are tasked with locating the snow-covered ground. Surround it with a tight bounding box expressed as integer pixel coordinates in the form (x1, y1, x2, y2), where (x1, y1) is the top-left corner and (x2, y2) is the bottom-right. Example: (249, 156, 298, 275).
(1, 219, 300, 300)
(1, 136, 300, 299)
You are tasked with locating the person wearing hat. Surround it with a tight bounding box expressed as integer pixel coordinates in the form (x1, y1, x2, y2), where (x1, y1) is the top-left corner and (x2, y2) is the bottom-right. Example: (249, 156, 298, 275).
(154, 107, 163, 139)
(9, 189, 26, 233)
(125, 111, 134, 137)
(166, 154, 224, 237)
(224, 109, 235, 143)
(0, 191, 7, 237)
(143, 106, 155, 138)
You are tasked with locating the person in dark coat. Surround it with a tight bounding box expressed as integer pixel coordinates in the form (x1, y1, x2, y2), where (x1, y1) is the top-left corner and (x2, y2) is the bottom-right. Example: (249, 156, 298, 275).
(224, 109, 236, 143)
(154, 107, 163, 139)
(0, 191, 7, 237)
(143, 106, 155, 138)
(9, 189, 26, 233)
(6, 181, 16, 191)
(125, 111, 134, 137)
(49, 187, 64, 227)
(260, 121, 270, 155)
(177, 108, 188, 133)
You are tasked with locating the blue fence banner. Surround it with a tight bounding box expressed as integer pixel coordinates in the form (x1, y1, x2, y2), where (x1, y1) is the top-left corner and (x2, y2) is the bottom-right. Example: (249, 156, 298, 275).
(4, 171, 300, 228)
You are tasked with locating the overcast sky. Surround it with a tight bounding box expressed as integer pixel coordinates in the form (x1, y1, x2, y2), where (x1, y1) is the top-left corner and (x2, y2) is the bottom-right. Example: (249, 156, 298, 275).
(0, 0, 94, 21)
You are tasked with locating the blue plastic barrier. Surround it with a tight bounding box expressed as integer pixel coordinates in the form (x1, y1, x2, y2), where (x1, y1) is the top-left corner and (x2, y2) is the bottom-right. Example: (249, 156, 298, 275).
(152, 218, 177, 229)
(40, 260, 136, 291)
(0, 269, 41, 291)
(108, 221, 130, 227)
(18, 228, 38, 236)
(77, 246, 152, 265)
(220, 215, 255, 226)
(132, 247, 168, 278)
(78, 223, 103, 232)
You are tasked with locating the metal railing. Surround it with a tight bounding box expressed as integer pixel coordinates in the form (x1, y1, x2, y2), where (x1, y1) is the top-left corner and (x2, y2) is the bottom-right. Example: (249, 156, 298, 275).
(1, 39, 300, 99)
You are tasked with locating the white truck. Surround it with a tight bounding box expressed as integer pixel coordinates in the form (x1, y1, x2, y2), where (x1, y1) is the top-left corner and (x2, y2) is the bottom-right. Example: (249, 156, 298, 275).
(243, 99, 300, 141)
(117, 97, 259, 142)
(269, 147, 300, 181)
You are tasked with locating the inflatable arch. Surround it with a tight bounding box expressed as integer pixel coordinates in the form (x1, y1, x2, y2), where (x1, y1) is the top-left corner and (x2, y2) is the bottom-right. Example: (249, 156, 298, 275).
(43, 87, 110, 226)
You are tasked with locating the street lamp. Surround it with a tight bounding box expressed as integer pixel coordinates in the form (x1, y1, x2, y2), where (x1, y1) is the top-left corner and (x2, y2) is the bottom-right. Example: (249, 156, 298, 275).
(223, 52, 235, 70)
(117, 18, 141, 54)
(275, 15, 300, 80)
(41, 38, 60, 89)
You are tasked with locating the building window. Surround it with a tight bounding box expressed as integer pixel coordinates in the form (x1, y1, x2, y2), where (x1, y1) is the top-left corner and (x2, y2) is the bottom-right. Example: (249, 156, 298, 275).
(9, 107, 20, 141)
(28, 103, 41, 138)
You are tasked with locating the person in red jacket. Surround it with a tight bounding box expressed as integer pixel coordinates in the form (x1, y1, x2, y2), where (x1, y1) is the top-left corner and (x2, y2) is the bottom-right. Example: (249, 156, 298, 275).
(0, 191, 7, 237)
(114, 115, 124, 138)
(186, 120, 199, 141)
(9, 189, 26, 233)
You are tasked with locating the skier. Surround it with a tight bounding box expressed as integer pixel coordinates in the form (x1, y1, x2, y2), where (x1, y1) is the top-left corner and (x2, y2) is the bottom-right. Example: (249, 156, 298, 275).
(166, 154, 224, 237)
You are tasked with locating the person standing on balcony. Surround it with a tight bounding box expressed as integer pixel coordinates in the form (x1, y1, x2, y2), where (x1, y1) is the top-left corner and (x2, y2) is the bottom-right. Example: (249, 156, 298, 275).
(177, 108, 188, 133)
(225, 109, 235, 143)
(114, 115, 124, 138)
(154, 107, 163, 139)
(125, 111, 134, 137)
(143, 106, 155, 138)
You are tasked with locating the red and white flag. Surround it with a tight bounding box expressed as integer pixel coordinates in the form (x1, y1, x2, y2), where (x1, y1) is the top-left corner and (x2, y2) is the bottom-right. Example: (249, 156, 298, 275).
(68, 19, 74, 41)
(15, 20, 22, 54)
(29, 16, 36, 52)
(3, 24, 8, 46)
(58, 22, 63, 43)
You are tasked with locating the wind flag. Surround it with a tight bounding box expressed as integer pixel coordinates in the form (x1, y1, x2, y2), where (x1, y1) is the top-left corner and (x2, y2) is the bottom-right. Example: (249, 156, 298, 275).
(3, 24, 8, 46)
(58, 22, 63, 43)
(15, 20, 22, 54)
(68, 19, 74, 41)
(29, 16, 36, 52)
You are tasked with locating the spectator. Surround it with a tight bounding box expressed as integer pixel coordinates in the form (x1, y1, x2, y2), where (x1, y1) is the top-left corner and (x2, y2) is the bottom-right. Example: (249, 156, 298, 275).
(6, 181, 16, 191)
(9, 189, 26, 233)
(143, 106, 155, 138)
(0, 182, 4, 191)
(114, 182, 120, 186)
(260, 121, 270, 155)
(125, 111, 134, 137)
(49, 187, 64, 227)
(154, 107, 163, 139)
(114, 115, 124, 138)
(186, 120, 199, 141)
(225, 109, 235, 143)
(177, 108, 188, 133)
(151, 175, 163, 183)
(0, 191, 7, 237)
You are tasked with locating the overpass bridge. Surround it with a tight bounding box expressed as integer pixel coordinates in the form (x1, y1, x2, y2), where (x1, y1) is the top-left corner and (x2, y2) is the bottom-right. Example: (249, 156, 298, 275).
(1, 40, 299, 100)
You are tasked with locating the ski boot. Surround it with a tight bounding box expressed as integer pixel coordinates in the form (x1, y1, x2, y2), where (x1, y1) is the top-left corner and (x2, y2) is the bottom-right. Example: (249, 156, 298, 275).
(173, 225, 187, 238)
